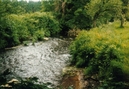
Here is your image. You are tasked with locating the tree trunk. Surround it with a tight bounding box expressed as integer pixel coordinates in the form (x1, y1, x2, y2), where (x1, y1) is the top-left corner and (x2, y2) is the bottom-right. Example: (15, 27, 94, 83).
(120, 14, 124, 28)
(93, 19, 97, 28)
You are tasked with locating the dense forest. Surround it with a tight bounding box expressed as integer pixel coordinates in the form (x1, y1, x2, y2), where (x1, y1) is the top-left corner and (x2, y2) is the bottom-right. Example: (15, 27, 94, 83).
(1, 0, 129, 89)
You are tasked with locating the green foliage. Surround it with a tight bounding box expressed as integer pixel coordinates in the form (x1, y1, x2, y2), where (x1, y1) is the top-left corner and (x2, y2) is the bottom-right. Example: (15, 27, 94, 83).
(44, 0, 123, 35)
(3, 15, 28, 47)
(85, 0, 122, 27)
(41, 0, 55, 12)
(0, 0, 60, 49)
(0, 12, 60, 49)
(70, 22, 129, 88)
(0, 74, 74, 89)
(28, 12, 60, 37)
(47, 0, 91, 36)
(0, 77, 52, 89)
(0, 0, 25, 15)
(70, 29, 123, 68)
(0, 0, 42, 14)
(26, 1, 41, 13)
(35, 29, 45, 41)
(23, 41, 30, 46)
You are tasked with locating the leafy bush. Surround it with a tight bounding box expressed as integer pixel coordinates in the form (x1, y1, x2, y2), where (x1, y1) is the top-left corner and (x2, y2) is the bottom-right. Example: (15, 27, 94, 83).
(6, 14, 30, 45)
(35, 29, 45, 41)
(0, 12, 60, 49)
(70, 29, 123, 67)
(27, 12, 61, 37)
(70, 24, 129, 88)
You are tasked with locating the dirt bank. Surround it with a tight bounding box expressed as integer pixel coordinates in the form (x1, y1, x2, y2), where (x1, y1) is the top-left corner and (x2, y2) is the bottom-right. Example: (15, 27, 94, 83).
(60, 67, 99, 89)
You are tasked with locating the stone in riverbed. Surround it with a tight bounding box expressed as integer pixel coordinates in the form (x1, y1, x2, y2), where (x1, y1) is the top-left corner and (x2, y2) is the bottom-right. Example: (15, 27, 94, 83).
(43, 37, 49, 41)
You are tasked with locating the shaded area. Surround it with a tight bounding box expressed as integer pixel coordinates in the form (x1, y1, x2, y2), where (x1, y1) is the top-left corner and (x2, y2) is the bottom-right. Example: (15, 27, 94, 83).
(60, 68, 99, 89)
(61, 75, 80, 89)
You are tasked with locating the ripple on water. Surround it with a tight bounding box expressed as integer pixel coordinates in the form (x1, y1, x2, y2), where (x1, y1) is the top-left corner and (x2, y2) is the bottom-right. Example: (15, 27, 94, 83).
(0, 38, 71, 87)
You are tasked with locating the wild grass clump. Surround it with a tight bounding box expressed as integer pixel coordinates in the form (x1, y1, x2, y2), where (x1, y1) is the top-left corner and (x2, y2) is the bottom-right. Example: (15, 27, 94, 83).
(70, 22, 129, 88)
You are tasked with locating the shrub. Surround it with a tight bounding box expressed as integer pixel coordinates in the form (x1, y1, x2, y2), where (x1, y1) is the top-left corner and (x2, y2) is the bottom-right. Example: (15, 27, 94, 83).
(70, 25, 129, 88)
(35, 29, 45, 41)
(0, 12, 60, 48)
(29, 12, 61, 37)
(70, 29, 123, 68)
(6, 15, 30, 44)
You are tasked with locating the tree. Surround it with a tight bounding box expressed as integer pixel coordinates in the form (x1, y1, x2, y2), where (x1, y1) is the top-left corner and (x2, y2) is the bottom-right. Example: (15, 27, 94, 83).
(41, 0, 55, 12)
(47, 0, 91, 36)
(26, 1, 41, 13)
(60, 0, 91, 29)
(120, 0, 129, 27)
(0, 0, 25, 15)
(85, 0, 122, 27)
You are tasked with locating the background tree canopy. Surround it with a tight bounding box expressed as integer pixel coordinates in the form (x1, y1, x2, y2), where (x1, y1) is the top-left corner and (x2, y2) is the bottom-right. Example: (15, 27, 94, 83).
(41, 0, 126, 35)
(0, 0, 129, 48)
(0, 0, 129, 47)
(85, 0, 122, 27)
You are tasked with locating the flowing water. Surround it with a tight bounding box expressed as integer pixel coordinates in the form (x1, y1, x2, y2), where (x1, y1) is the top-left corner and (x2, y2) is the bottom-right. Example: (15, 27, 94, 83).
(0, 38, 71, 86)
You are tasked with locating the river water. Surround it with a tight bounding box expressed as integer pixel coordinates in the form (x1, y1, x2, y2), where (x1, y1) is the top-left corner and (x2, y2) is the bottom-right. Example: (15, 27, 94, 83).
(0, 38, 71, 87)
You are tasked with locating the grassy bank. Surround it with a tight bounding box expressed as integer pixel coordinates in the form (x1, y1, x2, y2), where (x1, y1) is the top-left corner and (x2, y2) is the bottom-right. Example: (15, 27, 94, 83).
(69, 21, 129, 88)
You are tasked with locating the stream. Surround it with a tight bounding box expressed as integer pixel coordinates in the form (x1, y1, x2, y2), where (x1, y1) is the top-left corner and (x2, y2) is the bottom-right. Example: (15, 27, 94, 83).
(0, 38, 71, 87)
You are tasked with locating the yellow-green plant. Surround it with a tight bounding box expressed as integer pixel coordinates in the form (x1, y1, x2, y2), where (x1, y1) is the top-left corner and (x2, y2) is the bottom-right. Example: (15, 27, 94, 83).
(70, 22, 129, 88)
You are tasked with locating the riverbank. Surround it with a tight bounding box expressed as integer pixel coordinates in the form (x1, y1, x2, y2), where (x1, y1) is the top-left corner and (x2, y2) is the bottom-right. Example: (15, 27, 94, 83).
(60, 67, 99, 89)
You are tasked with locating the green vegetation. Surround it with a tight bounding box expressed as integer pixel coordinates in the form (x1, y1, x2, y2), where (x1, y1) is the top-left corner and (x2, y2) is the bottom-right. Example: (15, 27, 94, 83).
(85, 0, 122, 27)
(0, 12, 60, 49)
(1, 0, 129, 88)
(0, 0, 60, 49)
(0, 77, 52, 89)
(70, 21, 129, 88)
(1, 0, 129, 48)
(43, 0, 128, 35)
